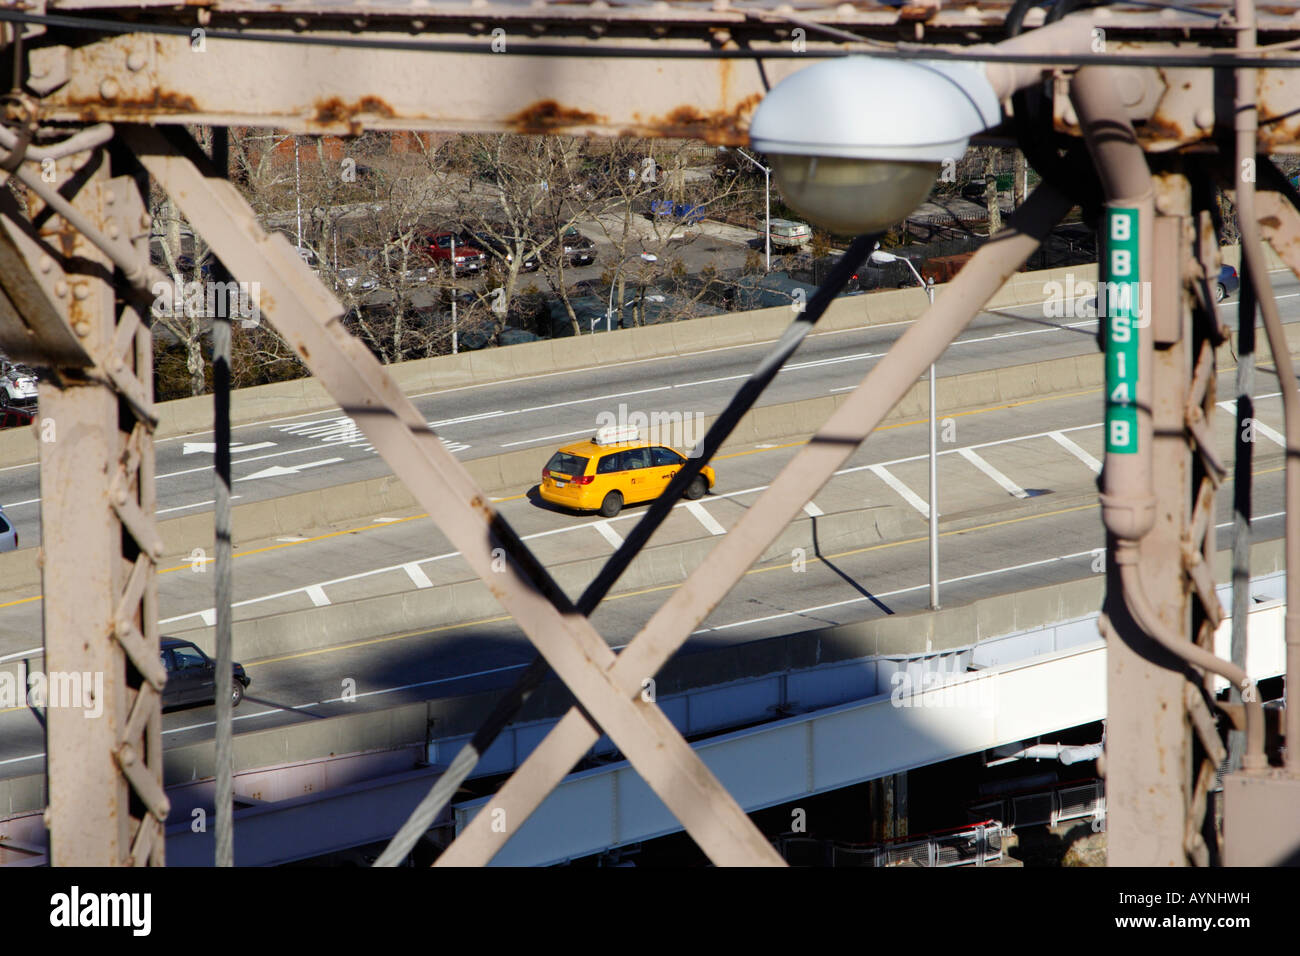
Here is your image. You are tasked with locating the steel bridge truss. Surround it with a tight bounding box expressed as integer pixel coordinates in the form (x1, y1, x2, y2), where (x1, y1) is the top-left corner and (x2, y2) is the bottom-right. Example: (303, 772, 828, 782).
(1, 1, 1299, 866)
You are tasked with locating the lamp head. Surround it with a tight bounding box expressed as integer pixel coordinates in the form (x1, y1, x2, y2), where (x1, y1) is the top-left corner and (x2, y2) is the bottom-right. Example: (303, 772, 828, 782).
(748, 58, 1000, 234)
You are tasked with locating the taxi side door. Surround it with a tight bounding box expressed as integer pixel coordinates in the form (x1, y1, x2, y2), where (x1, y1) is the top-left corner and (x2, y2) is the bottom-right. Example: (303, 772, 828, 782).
(620, 446, 654, 503)
(649, 446, 685, 499)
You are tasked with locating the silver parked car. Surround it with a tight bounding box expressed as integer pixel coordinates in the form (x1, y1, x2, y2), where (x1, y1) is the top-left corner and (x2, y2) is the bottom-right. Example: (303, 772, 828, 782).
(0, 360, 38, 408)
(336, 267, 380, 292)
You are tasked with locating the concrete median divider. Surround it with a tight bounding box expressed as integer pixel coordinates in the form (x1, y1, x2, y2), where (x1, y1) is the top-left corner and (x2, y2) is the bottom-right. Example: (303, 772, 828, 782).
(2, 314, 1299, 596)
(154, 500, 917, 663)
(0, 537, 1285, 820)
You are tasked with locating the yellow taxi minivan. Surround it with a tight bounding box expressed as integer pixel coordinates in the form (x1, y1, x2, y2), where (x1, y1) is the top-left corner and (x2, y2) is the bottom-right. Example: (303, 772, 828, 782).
(539, 426, 715, 517)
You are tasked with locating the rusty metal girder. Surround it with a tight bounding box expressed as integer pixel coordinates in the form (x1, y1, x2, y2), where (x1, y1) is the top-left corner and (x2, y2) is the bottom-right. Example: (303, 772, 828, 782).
(34, 160, 167, 866)
(3, 4, 1299, 147)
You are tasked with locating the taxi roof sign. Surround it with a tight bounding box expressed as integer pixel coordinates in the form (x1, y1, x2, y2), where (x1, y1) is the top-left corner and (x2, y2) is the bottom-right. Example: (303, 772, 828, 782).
(594, 424, 640, 446)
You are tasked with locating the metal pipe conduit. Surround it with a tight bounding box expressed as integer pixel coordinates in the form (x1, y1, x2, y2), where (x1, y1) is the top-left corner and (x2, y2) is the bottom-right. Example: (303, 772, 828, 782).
(1071, 66, 1266, 770)
(1233, 0, 1300, 776)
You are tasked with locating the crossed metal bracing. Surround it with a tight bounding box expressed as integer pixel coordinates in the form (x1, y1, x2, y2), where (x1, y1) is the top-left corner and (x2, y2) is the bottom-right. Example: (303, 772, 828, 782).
(3, 3, 1300, 866)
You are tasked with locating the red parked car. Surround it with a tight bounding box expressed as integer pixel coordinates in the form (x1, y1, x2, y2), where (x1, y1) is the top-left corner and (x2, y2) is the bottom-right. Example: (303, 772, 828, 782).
(0, 406, 33, 430)
(421, 231, 487, 274)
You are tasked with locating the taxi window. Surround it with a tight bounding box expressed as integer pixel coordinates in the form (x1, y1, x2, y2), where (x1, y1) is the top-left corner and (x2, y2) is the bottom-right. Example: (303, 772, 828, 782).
(622, 447, 652, 470)
(652, 447, 684, 467)
(597, 453, 623, 475)
(546, 452, 588, 476)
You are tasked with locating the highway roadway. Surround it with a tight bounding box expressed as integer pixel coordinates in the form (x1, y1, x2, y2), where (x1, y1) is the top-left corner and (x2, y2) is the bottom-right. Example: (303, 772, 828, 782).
(5, 270, 1294, 542)
(0, 351, 1290, 773)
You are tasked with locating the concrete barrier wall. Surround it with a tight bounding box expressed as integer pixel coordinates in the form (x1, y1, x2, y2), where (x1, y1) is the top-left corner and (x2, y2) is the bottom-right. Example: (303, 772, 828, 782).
(1, 536, 1283, 817)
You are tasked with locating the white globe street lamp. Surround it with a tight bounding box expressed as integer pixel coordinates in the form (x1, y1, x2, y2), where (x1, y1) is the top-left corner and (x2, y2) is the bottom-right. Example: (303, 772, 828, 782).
(748, 58, 1001, 235)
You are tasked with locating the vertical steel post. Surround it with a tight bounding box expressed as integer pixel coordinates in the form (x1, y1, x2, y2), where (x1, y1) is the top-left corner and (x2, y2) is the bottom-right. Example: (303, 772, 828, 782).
(1141, 172, 1196, 860)
(450, 235, 458, 355)
(764, 165, 771, 274)
(1073, 67, 1191, 865)
(212, 128, 235, 867)
(1228, 246, 1256, 773)
(927, 279, 938, 610)
(38, 151, 167, 865)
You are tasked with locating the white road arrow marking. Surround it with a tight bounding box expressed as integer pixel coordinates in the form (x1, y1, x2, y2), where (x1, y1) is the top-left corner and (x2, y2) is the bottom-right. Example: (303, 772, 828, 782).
(183, 441, 276, 455)
(237, 457, 343, 482)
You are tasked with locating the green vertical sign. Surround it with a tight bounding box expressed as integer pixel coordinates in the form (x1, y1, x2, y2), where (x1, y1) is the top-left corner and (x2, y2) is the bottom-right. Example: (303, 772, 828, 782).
(1104, 206, 1140, 454)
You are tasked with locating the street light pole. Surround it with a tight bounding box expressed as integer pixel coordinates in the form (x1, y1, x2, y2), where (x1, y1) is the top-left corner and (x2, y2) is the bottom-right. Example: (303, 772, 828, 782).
(719, 146, 771, 273)
(294, 138, 302, 253)
(606, 253, 658, 333)
(872, 249, 940, 608)
(926, 278, 938, 610)
(450, 235, 458, 355)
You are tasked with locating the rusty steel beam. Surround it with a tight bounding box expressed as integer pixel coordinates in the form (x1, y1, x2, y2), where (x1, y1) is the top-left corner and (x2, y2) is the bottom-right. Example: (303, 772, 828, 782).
(1, 12, 1297, 149)
(436, 180, 1073, 866)
(126, 124, 783, 867)
(15, 145, 169, 865)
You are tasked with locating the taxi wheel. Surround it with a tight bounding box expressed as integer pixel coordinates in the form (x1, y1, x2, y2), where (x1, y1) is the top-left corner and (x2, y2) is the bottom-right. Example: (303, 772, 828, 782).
(684, 476, 708, 500)
(599, 491, 623, 518)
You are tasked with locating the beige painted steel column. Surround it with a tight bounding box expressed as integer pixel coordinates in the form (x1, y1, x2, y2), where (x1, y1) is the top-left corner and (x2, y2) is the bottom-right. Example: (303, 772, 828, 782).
(1114, 171, 1195, 865)
(33, 157, 167, 865)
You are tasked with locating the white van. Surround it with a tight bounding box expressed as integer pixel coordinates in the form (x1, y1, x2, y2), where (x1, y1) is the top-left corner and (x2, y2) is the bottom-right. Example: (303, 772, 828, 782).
(769, 218, 812, 248)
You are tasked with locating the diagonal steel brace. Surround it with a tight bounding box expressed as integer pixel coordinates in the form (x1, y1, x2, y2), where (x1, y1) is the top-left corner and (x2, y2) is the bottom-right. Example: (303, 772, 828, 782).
(124, 124, 782, 867)
(436, 180, 1076, 865)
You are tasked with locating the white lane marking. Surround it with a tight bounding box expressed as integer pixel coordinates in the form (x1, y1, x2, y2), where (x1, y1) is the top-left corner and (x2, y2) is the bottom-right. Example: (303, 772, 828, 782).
(429, 410, 509, 428)
(695, 548, 1104, 633)
(959, 447, 1029, 498)
(868, 464, 930, 518)
(0, 271, 1283, 477)
(277, 536, 308, 543)
(158, 495, 243, 515)
(305, 585, 331, 607)
(403, 563, 434, 589)
(199, 609, 216, 627)
(502, 428, 594, 448)
(155, 442, 373, 481)
(1049, 431, 1102, 474)
(144, 401, 1280, 628)
(593, 520, 625, 548)
(686, 501, 727, 536)
(237, 457, 344, 482)
(784, 350, 882, 372)
(374, 517, 403, 523)
(803, 501, 825, 517)
(1217, 398, 1287, 447)
(182, 441, 276, 456)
